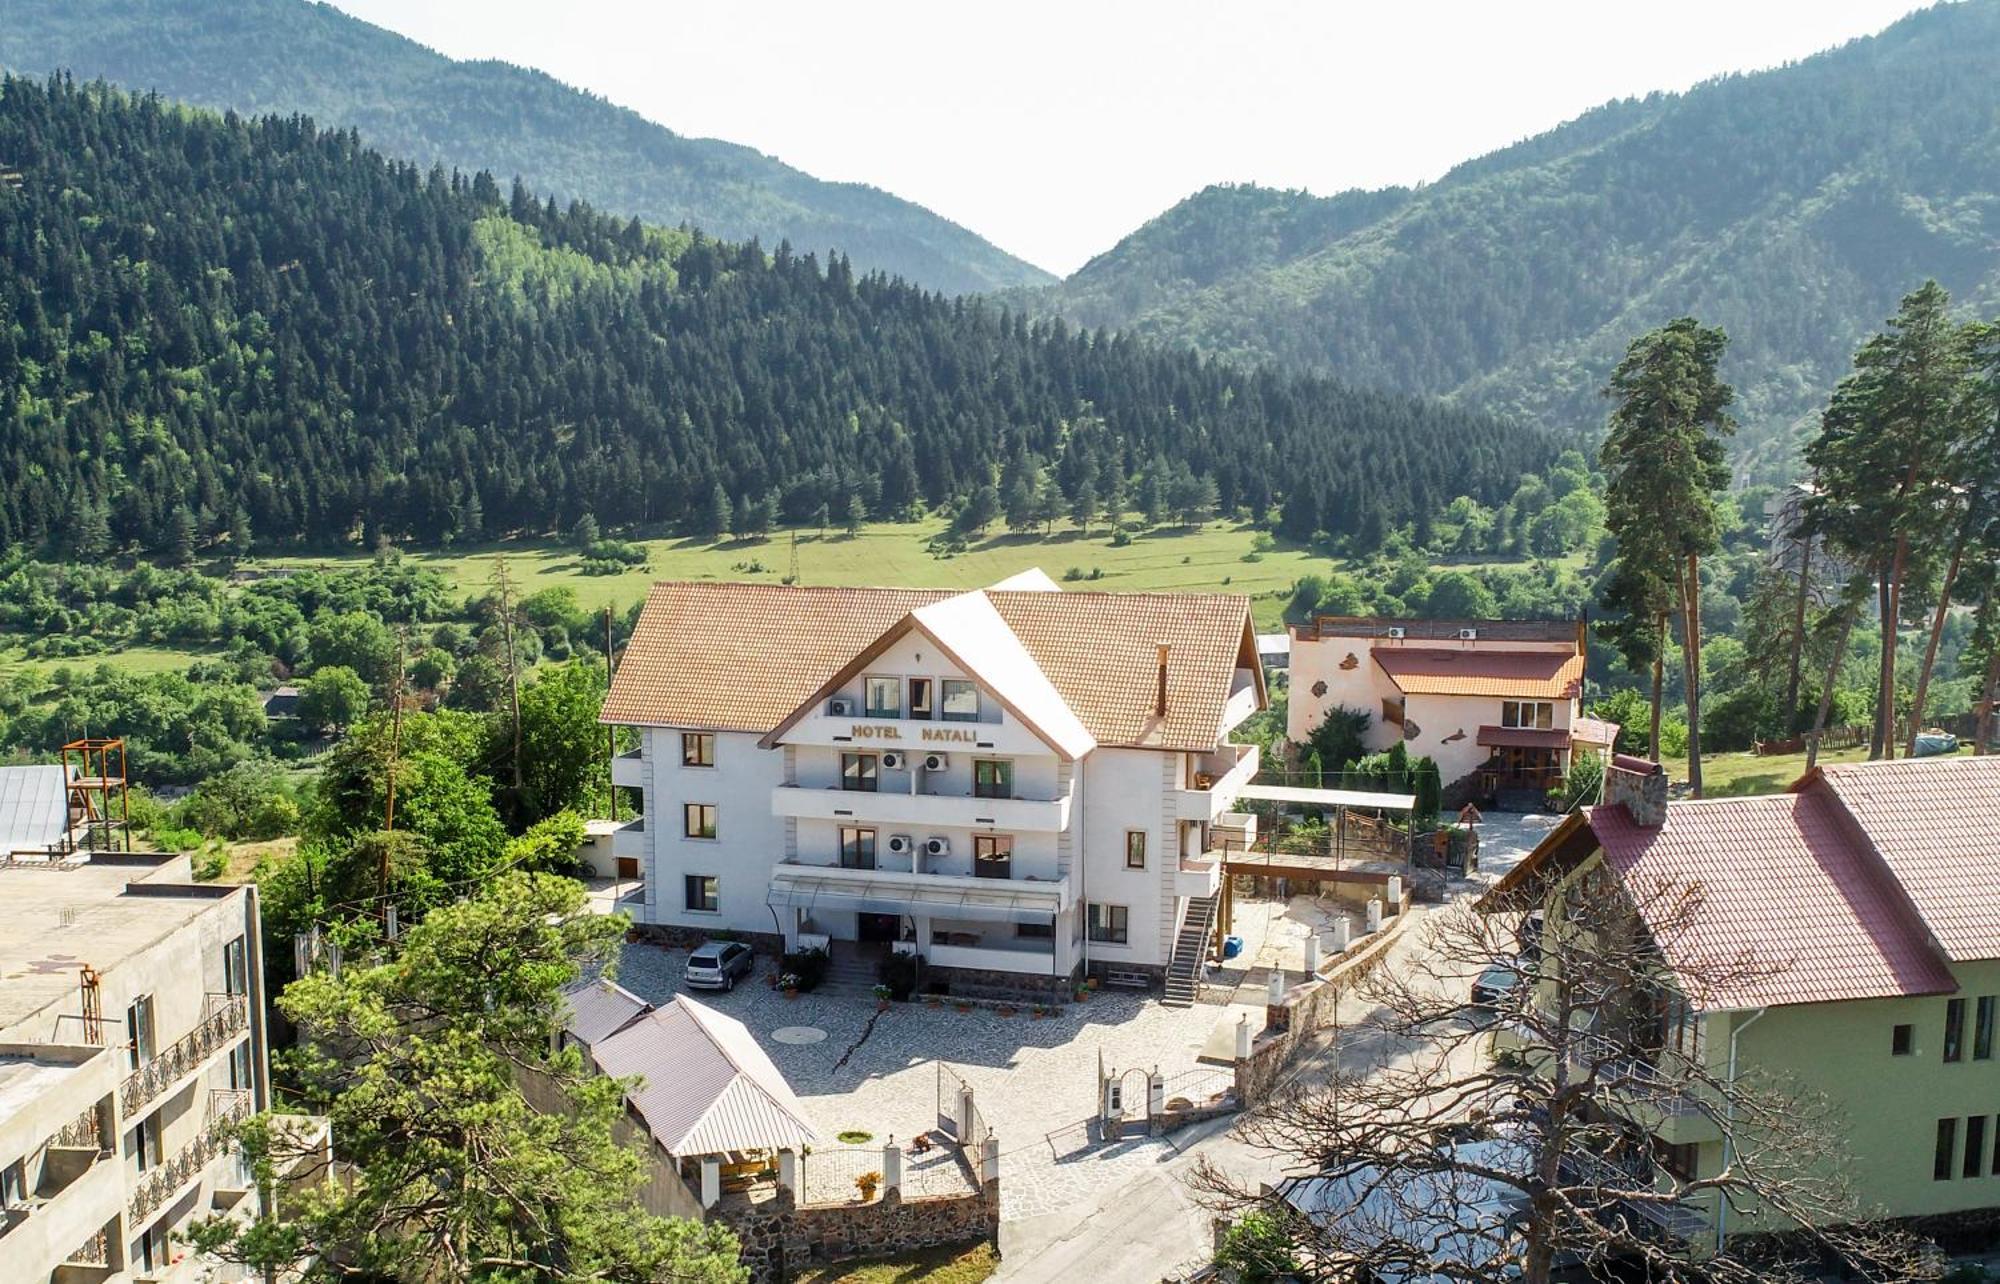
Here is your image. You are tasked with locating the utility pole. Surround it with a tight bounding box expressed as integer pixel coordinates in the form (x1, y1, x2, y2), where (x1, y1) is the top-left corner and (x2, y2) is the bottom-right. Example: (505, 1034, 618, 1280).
(604, 605, 618, 824)
(381, 629, 406, 914)
(495, 556, 524, 792)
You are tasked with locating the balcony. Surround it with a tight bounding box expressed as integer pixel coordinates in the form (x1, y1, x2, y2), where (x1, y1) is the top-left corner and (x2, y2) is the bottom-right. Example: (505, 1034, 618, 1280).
(770, 783, 1072, 833)
(769, 860, 1069, 928)
(121, 994, 250, 1117)
(1558, 1032, 1717, 1146)
(611, 749, 645, 789)
(130, 1090, 253, 1226)
(1173, 853, 1222, 898)
(610, 817, 646, 861)
(1174, 742, 1260, 822)
(926, 933, 1059, 975)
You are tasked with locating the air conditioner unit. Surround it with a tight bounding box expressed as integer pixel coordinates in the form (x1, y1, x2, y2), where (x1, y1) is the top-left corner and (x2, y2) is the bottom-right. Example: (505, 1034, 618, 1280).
(1458, 628, 1479, 641)
(924, 836, 951, 858)
(1385, 626, 1406, 640)
(827, 697, 853, 716)
(886, 833, 913, 856)
(880, 751, 904, 770)
(922, 752, 949, 771)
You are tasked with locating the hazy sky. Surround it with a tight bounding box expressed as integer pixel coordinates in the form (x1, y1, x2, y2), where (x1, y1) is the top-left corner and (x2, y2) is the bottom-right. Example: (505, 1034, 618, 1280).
(328, 0, 1925, 276)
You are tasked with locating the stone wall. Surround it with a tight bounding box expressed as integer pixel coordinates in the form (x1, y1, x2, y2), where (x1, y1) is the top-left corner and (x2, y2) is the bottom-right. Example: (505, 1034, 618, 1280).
(1234, 903, 1412, 1108)
(719, 1182, 1001, 1283)
(631, 923, 784, 957)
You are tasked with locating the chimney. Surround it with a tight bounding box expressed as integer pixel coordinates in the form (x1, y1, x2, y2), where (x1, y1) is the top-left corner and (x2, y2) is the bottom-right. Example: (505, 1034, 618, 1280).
(1155, 644, 1170, 716)
(1604, 754, 1668, 828)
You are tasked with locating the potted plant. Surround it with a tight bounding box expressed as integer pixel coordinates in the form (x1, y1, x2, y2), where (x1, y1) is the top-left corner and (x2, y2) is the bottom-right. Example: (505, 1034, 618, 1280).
(780, 972, 801, 998)
(855, 1170, 882, 1201)
(871, 983, 893, 1011)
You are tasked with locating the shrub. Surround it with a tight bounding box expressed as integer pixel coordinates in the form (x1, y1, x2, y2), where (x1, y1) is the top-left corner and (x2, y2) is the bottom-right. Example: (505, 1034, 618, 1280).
(1109, 529, 1132, 547)
(878, 950, 923, 1000)
(1062, 566, 1085, 582)
(782, 946, 830, 993)
(1213, 1211, 1300, 1283)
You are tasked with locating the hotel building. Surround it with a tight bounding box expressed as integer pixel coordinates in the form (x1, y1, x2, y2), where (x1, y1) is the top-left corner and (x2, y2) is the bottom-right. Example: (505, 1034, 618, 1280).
(598, 572, 1267, 994)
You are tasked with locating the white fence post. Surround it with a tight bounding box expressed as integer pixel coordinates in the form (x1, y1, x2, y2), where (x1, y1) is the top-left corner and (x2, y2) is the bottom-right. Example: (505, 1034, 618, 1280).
(882, 1138, 902, 1197)
(1303, 933, 1322, 974)
(1234, 1014, 1251, 1060)
(1386, 875, 1403, 908)
(981, 1135, 1000, 1185)
(778, 1148, 797, 1196)
(1366, 898, 1384, 933)
(1147, 1067, 1165, 1117)
(1330, 917, 1350, 952)
(957, 1086, 975, 1141)
(1266, 971, 1284, 1005)
(700, 1157, 720, 1208)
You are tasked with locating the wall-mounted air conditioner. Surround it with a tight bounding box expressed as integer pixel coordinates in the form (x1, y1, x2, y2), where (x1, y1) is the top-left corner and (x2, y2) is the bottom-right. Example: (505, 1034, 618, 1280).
(924, 836, 950, 858)
(922, 752, 949, 771)
(1458, 628, 1479, 641)
(881, 751, 904, 770)
(828, 697, 853, 716)
(886, 834, 913, 856)
(1386, 626, 1406, 640)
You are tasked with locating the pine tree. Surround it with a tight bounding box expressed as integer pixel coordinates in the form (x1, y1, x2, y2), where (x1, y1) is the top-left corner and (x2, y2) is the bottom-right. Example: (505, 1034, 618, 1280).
(571, 512, 599, 552)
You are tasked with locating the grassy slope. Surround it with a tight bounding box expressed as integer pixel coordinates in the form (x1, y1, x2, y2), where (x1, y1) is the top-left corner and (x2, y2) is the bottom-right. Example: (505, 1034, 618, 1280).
(1663, 742, 1976, 800)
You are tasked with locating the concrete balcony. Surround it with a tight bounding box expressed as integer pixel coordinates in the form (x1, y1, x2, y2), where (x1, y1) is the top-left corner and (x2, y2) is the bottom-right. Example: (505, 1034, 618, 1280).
(926, 936, 1059, 976)
(611, 817, 647, 862)
(130, 1089, 253, 1228)
(610, 749, 646, 789)
(121, 993, 250, 1117)
(0, 1140, 120, 1284)
(769, 860, 1070, 928)
(1173, 853, 1222, 898)
(771, 783, 1072, 833)
(1174, 742, 1260, 823)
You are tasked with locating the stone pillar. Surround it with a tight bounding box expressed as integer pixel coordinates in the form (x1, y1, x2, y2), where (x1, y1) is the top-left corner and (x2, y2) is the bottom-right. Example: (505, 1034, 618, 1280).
(1303, 933, 1322, 974)
(1102, 1072, 1119, 1122)
(1266, 970, 1284, 1005)
(1386, 875, 1403, 908)
(778, 1148, 797, 1196)
(882, 1138, 903, 1197)
(1366, 898, 1384, 933)
(700, 1157, 720, 1208)
(958, 1086, 976, 1142)
(1234, 1014, 1251, 1060)
(1330, 916, 1350, 952)
(1147, 1067, 1165, 1117)
(981, 1135, 1000, 1185)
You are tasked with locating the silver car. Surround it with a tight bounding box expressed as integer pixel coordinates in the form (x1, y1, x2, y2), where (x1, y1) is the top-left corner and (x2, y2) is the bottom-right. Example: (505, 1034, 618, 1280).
(685, 940, 754, 991)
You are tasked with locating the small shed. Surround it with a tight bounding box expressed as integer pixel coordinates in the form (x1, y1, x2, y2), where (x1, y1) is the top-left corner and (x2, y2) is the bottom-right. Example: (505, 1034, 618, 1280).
(576, 817, 628, 879)
(0, 765, 73, 858)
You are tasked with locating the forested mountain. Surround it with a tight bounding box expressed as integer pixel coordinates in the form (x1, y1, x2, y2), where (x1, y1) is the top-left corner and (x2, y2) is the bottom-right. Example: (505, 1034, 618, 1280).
(0, 0, 1050, 296)
(1035, 1, 2000, 483)
(0, 76, 1551, 559)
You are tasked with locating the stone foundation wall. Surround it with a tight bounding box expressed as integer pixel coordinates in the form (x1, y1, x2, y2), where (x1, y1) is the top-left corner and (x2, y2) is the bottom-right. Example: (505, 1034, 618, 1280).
(1234, 904, 1411, 1107)
(930, 962, 1075, 1003)
(719, 1183, 1001, 1283)
(630, 923, 783, 958)
(1082, 960, 1166, 989)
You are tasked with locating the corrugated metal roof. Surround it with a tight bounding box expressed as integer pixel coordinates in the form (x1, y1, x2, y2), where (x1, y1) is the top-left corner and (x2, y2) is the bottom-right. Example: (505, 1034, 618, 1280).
(1372, 648, 1583, 699)
(559, 978, 652, 1046)
(1809, 756, 2000, 963)
(0, 765, 69, 854)
(1587, 794, 1957, 1010)
(588, 995, 820, 1157)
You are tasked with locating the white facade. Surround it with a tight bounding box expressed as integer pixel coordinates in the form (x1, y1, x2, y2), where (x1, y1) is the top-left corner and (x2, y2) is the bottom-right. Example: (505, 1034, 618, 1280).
(0, 852, 319, 1284)
(606, 583, 1264, 985)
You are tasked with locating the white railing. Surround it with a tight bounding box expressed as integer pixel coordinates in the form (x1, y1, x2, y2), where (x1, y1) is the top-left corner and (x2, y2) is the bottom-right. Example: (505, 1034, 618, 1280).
(121, 993, 250, 1116)
(1560, 1031, 1706, 1118)
(130, 1089, 253, 1223)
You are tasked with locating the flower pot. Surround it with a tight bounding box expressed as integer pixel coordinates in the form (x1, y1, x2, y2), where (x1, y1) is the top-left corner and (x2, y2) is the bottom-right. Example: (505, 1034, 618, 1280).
(784, 988, 799, 1000)
(875, 1000, 891, 1013)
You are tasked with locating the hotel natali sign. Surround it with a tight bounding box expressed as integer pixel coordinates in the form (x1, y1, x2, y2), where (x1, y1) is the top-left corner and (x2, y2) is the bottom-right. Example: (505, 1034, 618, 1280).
(847, 723, 978, 743)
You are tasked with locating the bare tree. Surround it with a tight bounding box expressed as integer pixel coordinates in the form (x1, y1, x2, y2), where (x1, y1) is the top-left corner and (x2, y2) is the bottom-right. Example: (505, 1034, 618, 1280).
(1192, 879, 1938, 1284)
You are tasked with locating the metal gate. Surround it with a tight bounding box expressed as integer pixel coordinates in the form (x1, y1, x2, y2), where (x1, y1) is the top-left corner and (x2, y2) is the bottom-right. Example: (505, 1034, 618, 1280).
(936, 1062, 973, 1139)
(1117, 1067, 1150, 1122)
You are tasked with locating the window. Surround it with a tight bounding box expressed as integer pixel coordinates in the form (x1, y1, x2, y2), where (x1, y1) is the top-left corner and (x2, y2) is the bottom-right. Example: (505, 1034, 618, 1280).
(1975, 996, 1995, 1061)
(125, 994, 154, 1069)
(840, 827, 878, 870)
(1124, 830, 1148, 869)
(222, 935, 248, 997)
(1502, 701, 1554, 730)
(974, 835, 1013, 880)
(0, 1158, 24, 1208)
(1891, 1023, 1914, 1056)
(908, 678, 934, 720)
(1936, 1117, 1958, 1181)
(1016, 920, 1054, 940)
(681, 732, 715, 767)
(1945, 998, 1966, 1063)
(131, 1113, 161, 1173)
(683, 803, 718, 839)
(229, 1040, 254, 1092)
(1087, 903, 1129, 945)
(1967, 1115, 1989, 1179)
(683, 875, 719, 912)
(973, 759, 1012, 800)
(864, 676, 901, 718)
(841, 752, 879, 793)
(133, 1224, 169, 1274)
(941, 679, 979, 722)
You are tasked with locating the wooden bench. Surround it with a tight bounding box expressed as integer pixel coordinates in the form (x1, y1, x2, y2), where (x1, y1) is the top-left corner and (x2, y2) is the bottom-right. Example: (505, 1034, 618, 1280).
(1102, 970, 1151, 989)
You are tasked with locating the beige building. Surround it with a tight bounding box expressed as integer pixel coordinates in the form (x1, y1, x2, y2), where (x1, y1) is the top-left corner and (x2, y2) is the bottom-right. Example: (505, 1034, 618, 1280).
(0, 851, 304, 1283)
(1288, 615, 1613, 799)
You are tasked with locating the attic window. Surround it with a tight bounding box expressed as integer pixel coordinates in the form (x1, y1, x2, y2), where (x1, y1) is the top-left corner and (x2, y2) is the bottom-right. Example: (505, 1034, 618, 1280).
(942, 679, 979, 722)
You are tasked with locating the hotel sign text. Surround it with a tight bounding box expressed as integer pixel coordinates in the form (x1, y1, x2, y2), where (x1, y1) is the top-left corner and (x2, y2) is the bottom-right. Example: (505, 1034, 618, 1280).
(847, 723, 979, 743)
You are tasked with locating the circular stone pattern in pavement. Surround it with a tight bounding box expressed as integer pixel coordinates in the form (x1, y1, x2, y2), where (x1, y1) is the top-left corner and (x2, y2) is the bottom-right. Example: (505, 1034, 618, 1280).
(771, 1026, 827, 1045)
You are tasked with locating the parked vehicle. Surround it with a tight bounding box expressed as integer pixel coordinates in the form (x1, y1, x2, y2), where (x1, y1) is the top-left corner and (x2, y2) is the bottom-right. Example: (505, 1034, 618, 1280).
(685, 940, 754, 990)
(1471, 959, 1522, 1011)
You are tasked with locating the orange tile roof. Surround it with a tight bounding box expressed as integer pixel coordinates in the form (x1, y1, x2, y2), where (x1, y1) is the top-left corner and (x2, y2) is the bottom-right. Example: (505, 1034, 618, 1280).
(1587, 794, 1957, 1011)
(1371, 647, 1583, 699)
(1808, 756, 2000, 963)
(602, 581, 1260, 752)
(1569, 716, 1621, 747)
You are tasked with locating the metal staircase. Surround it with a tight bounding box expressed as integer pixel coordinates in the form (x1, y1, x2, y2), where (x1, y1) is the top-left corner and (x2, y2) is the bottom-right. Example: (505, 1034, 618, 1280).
(1163, 892, 1220, 1007)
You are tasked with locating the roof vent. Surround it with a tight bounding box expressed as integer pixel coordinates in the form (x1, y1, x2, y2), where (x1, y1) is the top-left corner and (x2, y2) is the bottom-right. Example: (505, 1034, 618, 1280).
(1155, 644, 1170, 716)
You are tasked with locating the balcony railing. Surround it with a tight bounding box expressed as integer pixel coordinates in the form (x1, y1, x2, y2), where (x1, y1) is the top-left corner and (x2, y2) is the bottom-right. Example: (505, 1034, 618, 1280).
(131, 1089, 253, 1223)
(1560, 1031, 1705, 1118)
(66, 1227, 110, 1267)
(122, 993, 250, 1116)
(54, 1102, 104, 1151)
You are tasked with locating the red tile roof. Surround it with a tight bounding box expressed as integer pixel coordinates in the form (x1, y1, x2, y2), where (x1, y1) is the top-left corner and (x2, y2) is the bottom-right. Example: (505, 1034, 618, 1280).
(1569, 716, 1620, 748)
(1586, 794, 1957, 1011)
(1807, 756, 2000, 963)
(1475, 726, 1569, 750)
(1371, 647, 1583, 699)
